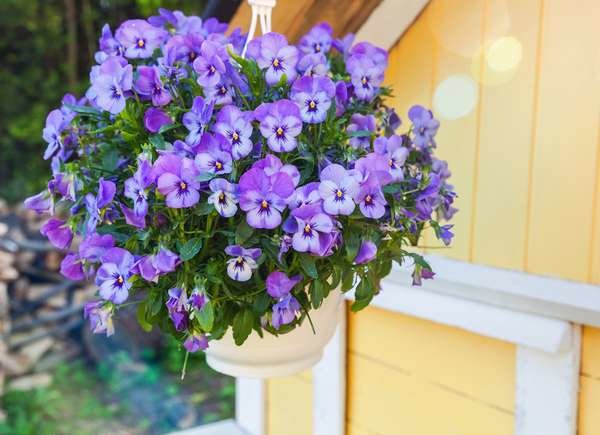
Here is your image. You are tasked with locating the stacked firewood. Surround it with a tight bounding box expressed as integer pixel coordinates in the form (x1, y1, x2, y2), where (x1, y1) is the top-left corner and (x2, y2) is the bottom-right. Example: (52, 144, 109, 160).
(0, 199, 94, 416)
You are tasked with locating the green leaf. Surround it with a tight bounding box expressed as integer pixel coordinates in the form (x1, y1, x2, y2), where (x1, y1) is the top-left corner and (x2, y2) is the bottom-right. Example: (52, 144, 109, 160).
(197, 300, 215, 332)
(158, 122, 178, 134)
(347, 129, 372, 138)
(101, 149, 119, 172)
(136, 303, 152, 332)
(235, 220, 254, 244)
(341, 268, 355, 292)
(300, 255, 318, 279)
(96, 226, 130, 243)
(63, 103, 101, 116)
(351, 278, 374, 312)
(252, 291, 272, 314)
(179, 237, 203, 261)
(310, 280, 324, 309)
(195, 201, 214, 216)
(345, 232, 360, 262)
(149, 134, 167, 150)
(232, 308, 254, 346)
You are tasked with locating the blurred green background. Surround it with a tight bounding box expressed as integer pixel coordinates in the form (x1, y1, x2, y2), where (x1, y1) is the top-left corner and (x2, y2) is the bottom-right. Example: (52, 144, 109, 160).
(0, 0, 217, 203)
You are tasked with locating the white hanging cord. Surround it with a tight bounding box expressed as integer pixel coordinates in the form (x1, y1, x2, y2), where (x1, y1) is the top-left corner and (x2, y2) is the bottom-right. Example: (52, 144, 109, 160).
(241, 0, 277, 58)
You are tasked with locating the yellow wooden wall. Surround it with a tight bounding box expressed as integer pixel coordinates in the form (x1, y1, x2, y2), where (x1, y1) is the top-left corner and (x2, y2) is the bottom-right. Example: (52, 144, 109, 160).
(265, 0, 600, 433)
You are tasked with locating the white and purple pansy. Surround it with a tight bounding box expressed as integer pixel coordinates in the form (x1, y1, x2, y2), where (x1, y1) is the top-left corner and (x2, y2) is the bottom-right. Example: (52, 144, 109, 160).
(318, 163, 359, 216)
(225, 245, 262, 282)
(208, 178, 238, 218)
(255, 100, 303, 152)
(95, 247, 135, 304)
(153, 154, 200, 208)
(246, 32, 299, 86)
(290, 75, 335, 124)
(214, 105, 254, 160)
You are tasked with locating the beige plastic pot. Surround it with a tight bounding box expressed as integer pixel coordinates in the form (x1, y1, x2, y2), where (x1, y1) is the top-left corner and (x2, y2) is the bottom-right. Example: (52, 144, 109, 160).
(205, 289, 343, 378)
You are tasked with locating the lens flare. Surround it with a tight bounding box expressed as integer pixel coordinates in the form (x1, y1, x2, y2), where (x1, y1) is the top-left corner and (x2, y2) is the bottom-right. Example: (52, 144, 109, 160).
(433, 75, 478, 120)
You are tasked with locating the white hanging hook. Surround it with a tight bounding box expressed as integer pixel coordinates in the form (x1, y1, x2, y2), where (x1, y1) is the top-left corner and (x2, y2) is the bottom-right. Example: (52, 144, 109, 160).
(242, 0, 277, 58)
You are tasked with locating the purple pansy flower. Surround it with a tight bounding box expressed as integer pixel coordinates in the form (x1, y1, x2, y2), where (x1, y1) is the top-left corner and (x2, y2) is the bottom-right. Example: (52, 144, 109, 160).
(352, 153, 394, 187)
(356, 175, 388, 219)
(298, 22, 333, 55)
(333, 33, 355, 57)
(412, 266, 435, 286)
(184, 334, 209, 353)
(40, 218, 73, 250)
(79, 233, 115, 262)
(354, 240, 377, 264)
(214, 106, 253, 160)
(87, 56, 133, 114)
(124, 157, 153, 218)
(225, 245, 262, 282)
(84, 301, 115, 337)
(166, 287, 188, 331)
(373, 135, 409, 181)
(251, 154, 300, 187)
(290, 182, 321, 210)
(135, 66, 171, 106)
(24, 190, 53, 215)
(290, 204, 334, 255)
(335, 81, 349, 116)
(182, 96, 214, 146)
(318, 164, 359, 215)
(193, 40, 227, 87)
(136, 247, 180, 282)
(409, 105, 440, 149)
(414, 173, 442, 221)
(349, 42, 389, 69)
(189, 288, 207, 311)
(254, 100, 303, 152)
(297, 52, 329, 77)
(208, 178, 238, 217)
(97, 24, 124, 61)
(194, 134, 233, 175)
(205, 80, 234, 105)
(265, 271, 303, 329)
(247, 32, 299, 85)
(347, 113, 376, 149)
(290, 75, 335, 124)
(346, 54, 385, 101)
(154, 154, 200, 208)
(42, 109, 65, 160)
(96, 247, 135, 304)
(115, 19, 166, 59)
(238, 164, 295, 229)
(60, 253, 85, 280)
(144, 107, 172, 133)
(266, 271, 302, 298)
(85, 178, 116, 233)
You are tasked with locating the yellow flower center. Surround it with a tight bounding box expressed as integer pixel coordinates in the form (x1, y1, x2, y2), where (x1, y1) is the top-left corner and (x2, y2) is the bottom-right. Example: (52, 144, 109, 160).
(309, 101, 316, 109)
(218, 192, 225, 201)
(137, 39, 145, 48)
(179, 181, 187, 190)
(215, 161, 223, 170)
(314, 43, 321, 52)
(336, 189, 343, 198)
(272, 58, 280, 67)
(304, 224, 312, 234)
(361, 76, 368, 85)
(236, 256, 244, 265)
(232, 132, 239, 141)
(276, 127, 284, 137)
(388, 158, 394, 167)
(261, 199, 269, 209)
(365, 195, 373, 204)
(117, 276, 124, 284)
(209, 65, 216, 74)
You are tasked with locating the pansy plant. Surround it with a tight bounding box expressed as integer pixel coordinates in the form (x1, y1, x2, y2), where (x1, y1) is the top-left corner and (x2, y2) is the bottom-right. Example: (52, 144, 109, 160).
(28, 11, 457, 358)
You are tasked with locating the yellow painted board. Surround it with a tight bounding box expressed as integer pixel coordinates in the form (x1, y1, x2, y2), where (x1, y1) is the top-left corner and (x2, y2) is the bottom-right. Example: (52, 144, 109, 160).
(347, 421, 378, 435)
(590, 119, 600, 283)
(267, 375, 313, 435)
(348, 306, 516, 411)
(578, 375, 600, 435)
(426, 0, 486, 261)
(582, 326, 600, 378)
(525, 0, 600, 281)
(471, 0, 541, 270)
(347, 353, 514, 435)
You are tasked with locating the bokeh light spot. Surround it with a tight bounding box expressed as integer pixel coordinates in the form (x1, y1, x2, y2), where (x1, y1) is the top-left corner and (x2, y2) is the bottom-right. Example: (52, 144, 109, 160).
(433, 75, 478, 120)
(486, 36, 522, 72)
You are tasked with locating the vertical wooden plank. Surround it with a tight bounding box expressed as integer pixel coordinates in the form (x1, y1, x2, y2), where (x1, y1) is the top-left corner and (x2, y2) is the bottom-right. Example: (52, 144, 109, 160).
(589, 118, 600, 284)
(266, 374, 313, 435)
(427, 0, 485, 261)
(526, 0, 600, 281)
(236, 377, 266, 435)
(472, 0, 541, 270)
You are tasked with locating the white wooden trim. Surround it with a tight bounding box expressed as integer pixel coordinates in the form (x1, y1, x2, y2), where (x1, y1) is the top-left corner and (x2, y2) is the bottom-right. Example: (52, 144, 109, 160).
(388, 255, 600, 327)
(515, 325, 582, 435)
(169, 419, 246, 435)
(346, 281, 573, 354)
(355, 0, 430, 49)
(235, 377, 266, 435)
(313, 305, 347, 435)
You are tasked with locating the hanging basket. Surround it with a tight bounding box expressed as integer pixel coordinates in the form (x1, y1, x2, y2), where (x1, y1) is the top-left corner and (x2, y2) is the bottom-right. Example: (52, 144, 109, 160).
(206, 289, 343, 378)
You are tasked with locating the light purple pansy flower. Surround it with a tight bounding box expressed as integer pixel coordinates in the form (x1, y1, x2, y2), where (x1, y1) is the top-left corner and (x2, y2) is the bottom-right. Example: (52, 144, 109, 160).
(225, 245, 262, 282)
(347, 113, 376, 149)
(247, 32, 299, 85)
(290, 182, 321, 210)
(60, 253, 85, 281)
(352, 153, 393, 187)
(97, 24, 124, 60)
(349, 42, 389, 69)
(346, 54, 385, 101)
(290, 75, 335, 124)
(409, 105, 440, 149)
(205, 80, 234, 105)
(251, 154, 300, 187)
(238, 165, 295, 229)
(354, 240, 377, 264)
(356, 176, 387, 219)
(135, 66, 171, 106)
(124, 157, 153, 218)
(214, 105, 253, 160)
(335, 81, 348, 116)
(137, 247, 180, 282)
(290, 204, 334, 255)
(254, 100, 303, 152)
(266, 271, 302, 298)
(84, 301, 115, 337)
(79, 233, 115, 262)
(297, 52, 329, 77)
(85, 178, 116, 233)
(298, 22, 333, 55)
(184, 334, 209, 353)
(42, 109, 65, 160)
(194, 133, 233, 175)
(208, 178, 238, 217)
(166, 287, 188, 331)
(333, 33, 355, 57)
(182, 96, 214, 146)
(144, 107, 172, 133)
(193, 40, 227, 87)
(40, 218, 73, 250)
(373, 135, 409, 182)
(87, 56, 133, 114)
(265, 271, 303, 330)
(96, 247, 135, 304)
(154, 154, 201, 208)
(318, 164, 359, 215)
(115, 19, 166, 59)
(24, 190, 53, 215)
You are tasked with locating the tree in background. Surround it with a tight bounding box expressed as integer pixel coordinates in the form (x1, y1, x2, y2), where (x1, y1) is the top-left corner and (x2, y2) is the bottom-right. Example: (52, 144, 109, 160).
(0, 0, 211, 203)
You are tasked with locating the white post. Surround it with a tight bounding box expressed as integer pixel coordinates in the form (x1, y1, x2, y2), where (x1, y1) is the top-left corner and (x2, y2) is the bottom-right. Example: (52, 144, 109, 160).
(242, 0, 277, 57)
(235, 377, 266, 435)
